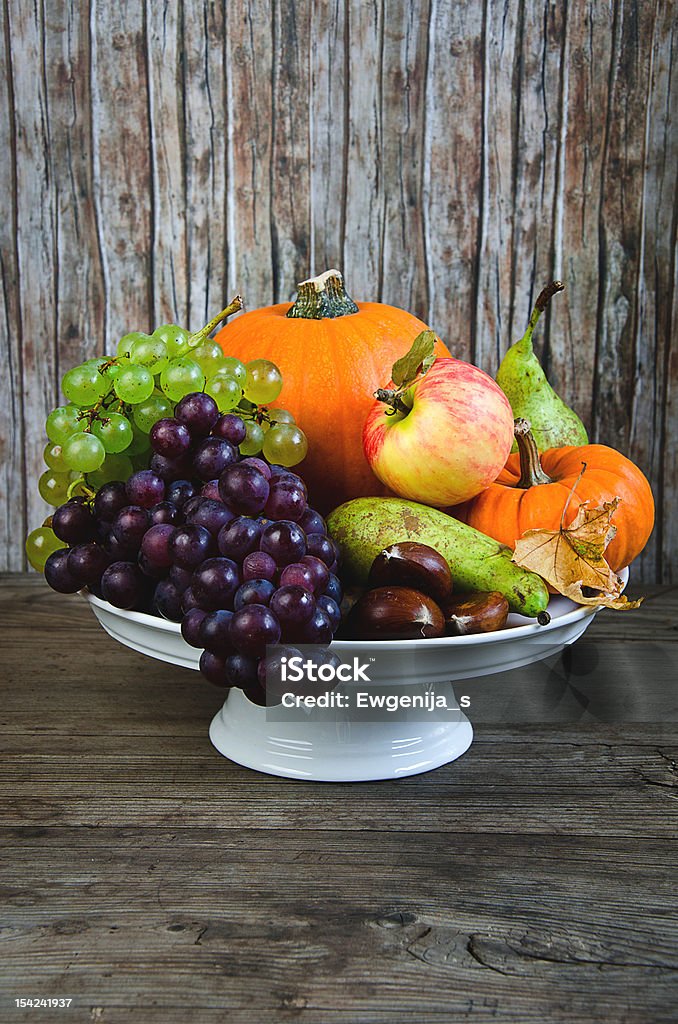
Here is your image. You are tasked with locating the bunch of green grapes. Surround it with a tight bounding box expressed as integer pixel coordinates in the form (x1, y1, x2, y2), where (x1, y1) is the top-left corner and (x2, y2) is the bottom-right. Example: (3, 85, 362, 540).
(26, 304, 308, 572)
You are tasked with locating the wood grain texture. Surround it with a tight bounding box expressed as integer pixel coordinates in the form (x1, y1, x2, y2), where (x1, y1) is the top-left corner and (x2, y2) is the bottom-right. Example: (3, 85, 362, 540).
(0, 1, 676, 579)
(1, 575, 677, 1022)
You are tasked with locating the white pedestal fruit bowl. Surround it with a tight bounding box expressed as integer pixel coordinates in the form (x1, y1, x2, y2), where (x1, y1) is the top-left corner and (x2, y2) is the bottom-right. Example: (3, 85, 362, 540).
(83, 571, 625, 782)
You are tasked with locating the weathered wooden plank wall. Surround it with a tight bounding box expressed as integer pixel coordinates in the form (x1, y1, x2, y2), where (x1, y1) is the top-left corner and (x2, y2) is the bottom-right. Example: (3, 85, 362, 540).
(1, 0, 676, 580)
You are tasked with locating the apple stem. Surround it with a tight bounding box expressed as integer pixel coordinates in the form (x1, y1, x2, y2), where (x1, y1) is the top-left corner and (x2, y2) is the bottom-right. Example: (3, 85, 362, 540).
(374, 387, 411, 417)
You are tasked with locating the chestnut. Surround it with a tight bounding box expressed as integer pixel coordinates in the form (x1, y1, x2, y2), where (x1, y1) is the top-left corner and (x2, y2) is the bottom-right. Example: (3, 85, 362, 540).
(347, 586, 445, 641)
(441, 591, 509, 636)
(368, 542, 453, 603)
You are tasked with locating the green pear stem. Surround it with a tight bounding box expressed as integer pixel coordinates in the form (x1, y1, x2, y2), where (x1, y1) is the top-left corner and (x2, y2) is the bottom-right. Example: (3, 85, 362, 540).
(186, 295, 245, 349)
(516, 280, 564, 354)
(514, 418, 553, 487)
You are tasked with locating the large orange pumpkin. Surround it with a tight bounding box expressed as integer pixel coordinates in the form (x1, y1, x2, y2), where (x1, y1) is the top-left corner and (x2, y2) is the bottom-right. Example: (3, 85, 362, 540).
(215, 270, 450, 513)
(455, 419, 654, 571)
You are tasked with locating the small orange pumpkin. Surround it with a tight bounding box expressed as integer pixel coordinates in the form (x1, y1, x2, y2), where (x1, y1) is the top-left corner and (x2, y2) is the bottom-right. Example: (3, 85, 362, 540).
(215, 269, 450, 513)
(455, 419, 654, 571)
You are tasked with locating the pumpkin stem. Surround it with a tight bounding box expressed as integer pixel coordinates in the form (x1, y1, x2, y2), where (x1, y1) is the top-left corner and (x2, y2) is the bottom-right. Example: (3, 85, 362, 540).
(514, 418, 553, 487)
(286, 269, 359, 319)
(516, 280, 564, 354)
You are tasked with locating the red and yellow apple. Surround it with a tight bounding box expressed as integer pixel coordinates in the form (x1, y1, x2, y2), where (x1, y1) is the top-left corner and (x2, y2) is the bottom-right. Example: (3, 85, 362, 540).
(362, 358, 514, 507)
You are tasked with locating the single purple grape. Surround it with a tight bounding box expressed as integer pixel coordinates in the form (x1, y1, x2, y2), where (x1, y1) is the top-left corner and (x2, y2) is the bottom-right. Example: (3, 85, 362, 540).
(165, 479, 196, 508)
(150, 417, 192, 458)
(111, 506, 150, 552)
(199, 609, 235, 655)
(271, 470, 307, 499)
(103, 531, 134, 561)
(95, 518, 110, 543)
(317, 595, 341, 631)
(138, 551, 168, 580)
(300, 554, 330, 594)
(269, 585, 315, 628)
(186, 498, 235, 537)
(229, 604, 281, 659)
(260, 521, 306, 566)
(324, 573, 342, 604)
(175, 392, 219, 437)
(141, 524, 176, 568)
(150, 452, 193, 483)
(243, 681, 268, 706)
(263, 480, 306, 522)
(149, 501, 183, 526)
(240, 457, 271, 480)
(44, 548, 80, 594)
(181, 607, 208, 647)
(257, 645, 304, 697)
(279, 562, 315, 593)
(242, 550, 277, 582)
(67, 543, 110, 586)
(199, 649, 230, 686)
(125, 470, 165, 509)
(297, 508, 327, 536)
(224, 653, 259, 689)
(182, 495, 205, 519)
(169, 564, 193, 591)
(298, 607, 333, 644)
(153, 579, 184, 620)
(200, 480, 221, 501)
(101, 561, 146, 609)
(217, 516, 263, 561)
(305, 534, 336, 567)
(193, 437, 238, 481)
(213, 413, 246, 445)
(93, 482, 128, 522)
(234, 579, 276, 610)
(219, 463, 270, 515)
(168, 525, 214, 570)
(181, 586, 201, 613)
(191, 557, 240, 611)
(52, 501, 96, 545)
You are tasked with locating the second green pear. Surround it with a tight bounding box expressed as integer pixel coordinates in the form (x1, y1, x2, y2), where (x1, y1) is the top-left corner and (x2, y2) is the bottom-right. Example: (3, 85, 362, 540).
(496, 281, 588, 452)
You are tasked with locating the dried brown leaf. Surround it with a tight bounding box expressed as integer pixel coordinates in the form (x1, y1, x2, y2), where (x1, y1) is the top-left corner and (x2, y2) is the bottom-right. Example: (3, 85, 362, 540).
(512, 498, 643, 611)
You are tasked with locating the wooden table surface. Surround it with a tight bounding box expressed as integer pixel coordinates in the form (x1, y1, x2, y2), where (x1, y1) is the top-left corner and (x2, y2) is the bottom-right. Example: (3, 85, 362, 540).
(1, 574, 677, 1023)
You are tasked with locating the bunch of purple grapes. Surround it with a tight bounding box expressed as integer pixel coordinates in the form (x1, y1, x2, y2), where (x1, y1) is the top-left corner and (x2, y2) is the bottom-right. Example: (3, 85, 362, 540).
(42, 392, 342, 702)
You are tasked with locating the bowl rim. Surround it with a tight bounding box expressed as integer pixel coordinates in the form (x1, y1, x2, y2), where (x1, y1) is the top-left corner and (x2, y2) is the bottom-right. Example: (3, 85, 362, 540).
(83, 566, 628, 651)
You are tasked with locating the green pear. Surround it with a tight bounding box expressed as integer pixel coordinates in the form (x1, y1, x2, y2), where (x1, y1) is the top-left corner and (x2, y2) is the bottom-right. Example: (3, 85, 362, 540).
(496, 281, 588, 451)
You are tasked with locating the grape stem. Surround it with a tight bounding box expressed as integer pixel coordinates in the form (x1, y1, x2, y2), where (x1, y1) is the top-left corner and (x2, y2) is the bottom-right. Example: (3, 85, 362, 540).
(77, 390, 124, 431)
(66, 477, 96, 502)
(182, 295, 245, 352)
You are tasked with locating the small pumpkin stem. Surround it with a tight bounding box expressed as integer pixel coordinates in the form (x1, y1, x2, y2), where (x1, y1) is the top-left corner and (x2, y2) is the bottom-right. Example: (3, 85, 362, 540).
(514, 418, 553, 487)
(286, 269, 359, 319)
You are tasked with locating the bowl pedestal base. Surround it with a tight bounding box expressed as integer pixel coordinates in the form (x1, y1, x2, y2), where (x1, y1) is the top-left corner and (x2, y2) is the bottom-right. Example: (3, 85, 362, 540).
(209, 681, 473, 782)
